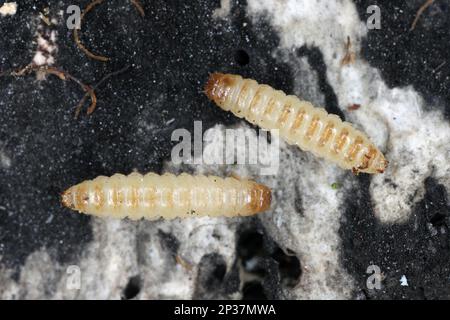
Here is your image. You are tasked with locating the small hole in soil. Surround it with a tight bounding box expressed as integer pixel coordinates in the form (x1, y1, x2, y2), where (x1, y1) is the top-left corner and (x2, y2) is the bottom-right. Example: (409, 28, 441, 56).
(272, 247, 301, 288)
(235, 49, 250, 66)
(212, 259, 227, 282)
(197, 253, 227, 292)
(237, 229, 264, 260)
(121, 275, 141, 300)
(237, 229, 266, 276)
(242, 281, 267, 300)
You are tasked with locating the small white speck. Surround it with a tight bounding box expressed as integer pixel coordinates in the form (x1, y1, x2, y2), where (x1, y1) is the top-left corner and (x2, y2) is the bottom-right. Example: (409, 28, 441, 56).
(400, 275, 408, 286)
(0, 2, 17, 16)
(0, 152, 11, 169)
(45, 214, 54, 224)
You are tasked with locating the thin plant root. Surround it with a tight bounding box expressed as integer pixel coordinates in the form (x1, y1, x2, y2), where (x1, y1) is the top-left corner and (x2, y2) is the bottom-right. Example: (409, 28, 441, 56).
(45, 69, 66, 80)
(175, 255, 193, 271)
(73, 0, 109, 62)
(9, 65, 69, 80)
(4, 64, 98, 118)
(3, 64, 129, 118)
(39, 12, 52, 26)
(130, 0, 145, 17)
(74, 65, 129, 118)
(74, 0, 146, 61)
(341, 36, 356, 66)
(74, 85, 96, 119)
(10, 65, 31, 77)
(34, 66, 98, 118)
(410, 0, 435, 31)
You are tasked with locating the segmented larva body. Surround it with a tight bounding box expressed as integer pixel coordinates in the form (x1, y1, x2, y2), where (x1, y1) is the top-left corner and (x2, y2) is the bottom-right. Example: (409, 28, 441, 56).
(205, 73, 388, 174)
(61, 172, 271, 220)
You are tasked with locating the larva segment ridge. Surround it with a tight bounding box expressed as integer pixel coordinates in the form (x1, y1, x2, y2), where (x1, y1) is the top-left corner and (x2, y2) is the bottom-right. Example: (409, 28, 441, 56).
(205, 73, 388, 174)
(61, 173, 272, 220)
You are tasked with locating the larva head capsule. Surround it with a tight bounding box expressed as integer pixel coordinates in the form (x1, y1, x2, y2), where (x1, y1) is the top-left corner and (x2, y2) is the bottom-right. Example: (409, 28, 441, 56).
(354, 151, 388, 174)
(204, 72, 240, 107)
(248, 183, 272, 215)
(373, 154, 389, 174)
(61, 184, 89, 213)
(61, 188, 75, 210)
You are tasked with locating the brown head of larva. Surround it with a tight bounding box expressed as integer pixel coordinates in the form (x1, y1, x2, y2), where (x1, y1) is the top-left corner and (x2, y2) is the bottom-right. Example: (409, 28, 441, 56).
(204, 72, 237, 106)
(367, 151, 389, 174)
(247, 183, 272, 215)
(61, 188, 75, 210)
(259, 184, 272, 213)
(354, 151, 389, 175)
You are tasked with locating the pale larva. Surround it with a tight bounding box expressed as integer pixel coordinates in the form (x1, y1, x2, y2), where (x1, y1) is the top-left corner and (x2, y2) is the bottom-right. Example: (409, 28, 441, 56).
(204, 73, 388, 174)
(61, 172, 272, 220)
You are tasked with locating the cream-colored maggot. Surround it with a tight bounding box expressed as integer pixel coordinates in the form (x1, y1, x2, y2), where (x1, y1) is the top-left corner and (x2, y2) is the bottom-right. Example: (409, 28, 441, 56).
(61, 172, 272, 219)
(205, 73, 388, 174)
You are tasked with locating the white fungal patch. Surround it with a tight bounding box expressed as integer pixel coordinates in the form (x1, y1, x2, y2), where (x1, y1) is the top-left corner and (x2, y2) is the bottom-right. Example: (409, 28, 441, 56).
(32, 31, 57, 67)
(31, 11, 58, 78)
(369, 87, 450, 223)
(0, 220, 140, 299)
(279, 52, 326, 108)
(246, 0, 450, 223)
(0, 251, 58, 299)
(0, 2, 17, 16)
(137, 218, 239, 299)
(212, 0, 231, 20)
(0, 192, 241, 299)
(170, 123, 355, 299)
